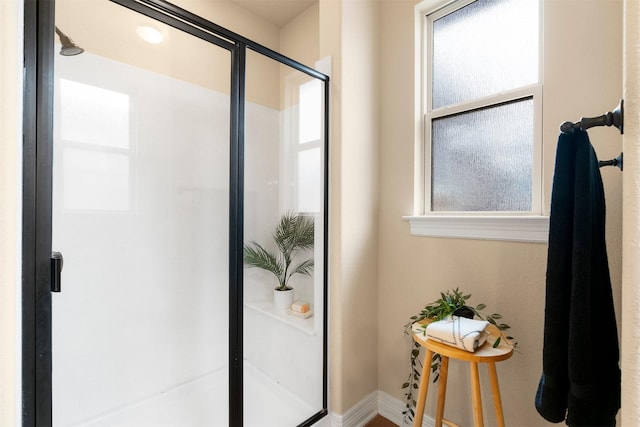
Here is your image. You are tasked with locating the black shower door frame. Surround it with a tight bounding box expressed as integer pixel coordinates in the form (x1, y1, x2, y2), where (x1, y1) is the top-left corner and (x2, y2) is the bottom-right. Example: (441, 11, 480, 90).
(22, 0, 330, 425)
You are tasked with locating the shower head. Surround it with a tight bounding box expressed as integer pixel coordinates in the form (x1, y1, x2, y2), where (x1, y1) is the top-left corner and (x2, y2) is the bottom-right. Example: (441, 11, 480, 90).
(55, 26, 84, 56)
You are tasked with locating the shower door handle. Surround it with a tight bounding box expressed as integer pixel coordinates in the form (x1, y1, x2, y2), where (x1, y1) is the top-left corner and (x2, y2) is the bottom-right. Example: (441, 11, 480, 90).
(51, 251, 63, 292)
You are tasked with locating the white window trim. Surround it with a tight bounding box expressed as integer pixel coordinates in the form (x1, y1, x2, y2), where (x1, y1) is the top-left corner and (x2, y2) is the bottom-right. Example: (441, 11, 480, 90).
(281, 72, 324, 215)
(404, 215, 549, 243)
(411, 0, 546, 243)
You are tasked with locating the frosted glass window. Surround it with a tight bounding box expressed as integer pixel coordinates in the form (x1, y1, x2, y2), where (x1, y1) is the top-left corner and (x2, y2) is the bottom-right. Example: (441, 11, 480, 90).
(60, 79, 130, 148)
(299, 80, 322, 144)
(63, 147, 130, 211)
(297, 147, 321, 213)
(432, 0, 539, 109)
(431, 98, 533, 211)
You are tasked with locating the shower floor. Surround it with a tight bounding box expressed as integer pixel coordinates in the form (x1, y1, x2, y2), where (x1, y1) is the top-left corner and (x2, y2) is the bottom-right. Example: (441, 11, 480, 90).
(76, 362, 316, 427)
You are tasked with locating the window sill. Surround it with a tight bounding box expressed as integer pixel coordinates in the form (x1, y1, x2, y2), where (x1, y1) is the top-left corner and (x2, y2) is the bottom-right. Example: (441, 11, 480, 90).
(404, 215, 549, 243)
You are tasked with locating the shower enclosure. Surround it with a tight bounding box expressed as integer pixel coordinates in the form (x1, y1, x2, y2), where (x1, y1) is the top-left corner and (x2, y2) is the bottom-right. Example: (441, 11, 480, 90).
(22, 1, 328, 426)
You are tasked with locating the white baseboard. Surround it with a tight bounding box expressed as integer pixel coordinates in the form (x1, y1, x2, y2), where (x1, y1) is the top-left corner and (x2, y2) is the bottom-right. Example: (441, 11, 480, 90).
(377, 391, 434, 427)
(377, 390, 407, 426)
(329, 391, 378, 427)
(328, 390, 434, 427)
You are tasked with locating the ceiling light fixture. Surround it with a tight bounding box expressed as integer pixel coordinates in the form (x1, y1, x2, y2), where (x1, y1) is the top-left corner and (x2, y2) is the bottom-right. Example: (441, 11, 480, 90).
(136, 26, 164, 44)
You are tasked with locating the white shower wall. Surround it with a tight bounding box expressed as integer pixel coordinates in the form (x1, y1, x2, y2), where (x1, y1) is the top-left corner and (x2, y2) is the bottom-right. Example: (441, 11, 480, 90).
(50, 51, 282, 426)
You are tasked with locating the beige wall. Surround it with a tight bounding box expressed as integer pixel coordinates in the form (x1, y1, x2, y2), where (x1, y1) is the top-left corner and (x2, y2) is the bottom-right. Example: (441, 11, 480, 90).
(280, 3, 319, 68)
(622, 1, 640, 424)
(0, 1, 22, 426)
(279, 2, 320, 111)
(338, 0, 380, 413)
(318, 0, 381, 414)
(378, 0, 623, 425)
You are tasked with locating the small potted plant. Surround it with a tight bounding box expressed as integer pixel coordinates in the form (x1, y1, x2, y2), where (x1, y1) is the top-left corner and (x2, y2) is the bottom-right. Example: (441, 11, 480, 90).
(243, 212, 315, 310)
(401, 288, 516, 424)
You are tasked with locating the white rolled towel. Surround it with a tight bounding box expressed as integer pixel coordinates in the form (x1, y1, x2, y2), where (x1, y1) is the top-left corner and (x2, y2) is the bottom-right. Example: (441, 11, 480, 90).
(425, 316, 490, 352)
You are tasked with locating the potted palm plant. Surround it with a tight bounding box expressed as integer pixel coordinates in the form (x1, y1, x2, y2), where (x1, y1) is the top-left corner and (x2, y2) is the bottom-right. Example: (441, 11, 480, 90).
(243, 212, 315, 310)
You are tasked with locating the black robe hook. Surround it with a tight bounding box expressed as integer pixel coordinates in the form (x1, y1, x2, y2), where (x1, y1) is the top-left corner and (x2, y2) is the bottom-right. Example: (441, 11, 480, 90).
(598, 153, 623, 171)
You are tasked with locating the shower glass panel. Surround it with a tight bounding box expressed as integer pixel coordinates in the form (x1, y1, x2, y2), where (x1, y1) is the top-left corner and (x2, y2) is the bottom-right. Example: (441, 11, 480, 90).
(243, 49, 326, 426)
(52, 1, 231, 426)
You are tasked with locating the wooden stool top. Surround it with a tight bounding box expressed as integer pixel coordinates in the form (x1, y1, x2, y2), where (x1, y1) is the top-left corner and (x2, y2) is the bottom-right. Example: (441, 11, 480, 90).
(412, 321, 514, 363)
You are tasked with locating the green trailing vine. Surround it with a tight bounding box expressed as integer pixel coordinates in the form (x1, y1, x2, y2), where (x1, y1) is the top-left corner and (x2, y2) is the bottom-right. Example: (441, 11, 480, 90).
(401, 288, 517, 424)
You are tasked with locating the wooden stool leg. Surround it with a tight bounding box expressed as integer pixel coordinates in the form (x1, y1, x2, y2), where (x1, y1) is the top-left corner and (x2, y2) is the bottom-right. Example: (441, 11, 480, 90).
(470, 362, 484, 427)
(488, 362, 505, 427)
(434, 356, 449, 427)
(413, 349, 433, 427)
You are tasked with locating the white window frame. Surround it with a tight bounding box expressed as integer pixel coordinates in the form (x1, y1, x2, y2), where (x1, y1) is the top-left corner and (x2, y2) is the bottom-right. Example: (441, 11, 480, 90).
(406, 0, 549, 243)
(281, 72, 324, 216)
(55, 78, 136, 213)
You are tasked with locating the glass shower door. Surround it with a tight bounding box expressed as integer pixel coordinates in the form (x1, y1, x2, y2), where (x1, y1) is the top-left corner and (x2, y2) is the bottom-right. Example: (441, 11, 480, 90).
(243, 50, 327, 426)
(52, 2, 232, 425)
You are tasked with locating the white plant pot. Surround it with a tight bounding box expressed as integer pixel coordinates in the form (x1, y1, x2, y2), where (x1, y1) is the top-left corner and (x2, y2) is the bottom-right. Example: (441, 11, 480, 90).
(273, 288, 294, 310)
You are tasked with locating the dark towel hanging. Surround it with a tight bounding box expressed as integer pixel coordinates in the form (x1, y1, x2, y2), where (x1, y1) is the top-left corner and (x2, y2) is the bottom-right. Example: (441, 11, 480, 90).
(535, 129, 620, 426)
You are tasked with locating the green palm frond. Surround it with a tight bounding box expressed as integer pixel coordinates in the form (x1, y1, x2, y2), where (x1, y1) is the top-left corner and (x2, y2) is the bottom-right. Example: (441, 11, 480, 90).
(273, 212, 293, 254)
(291, 215, 315, 250)
(273, 212, 315, 261)
(288, 258, 314, 281)
(244, 241, 284, 285)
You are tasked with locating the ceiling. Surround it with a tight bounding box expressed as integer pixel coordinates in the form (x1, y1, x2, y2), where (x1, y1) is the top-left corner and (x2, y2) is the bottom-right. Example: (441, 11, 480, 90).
(229, 0, 316, 28)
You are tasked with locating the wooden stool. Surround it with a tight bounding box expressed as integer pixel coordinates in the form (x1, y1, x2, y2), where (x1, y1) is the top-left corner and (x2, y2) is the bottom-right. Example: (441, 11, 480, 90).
(412, 324, 513, 427)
